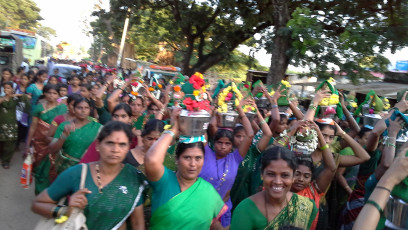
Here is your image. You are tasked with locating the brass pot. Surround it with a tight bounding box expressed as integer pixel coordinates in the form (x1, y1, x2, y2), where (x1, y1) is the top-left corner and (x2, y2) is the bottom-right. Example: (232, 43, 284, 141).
(245, 112, 256, 121)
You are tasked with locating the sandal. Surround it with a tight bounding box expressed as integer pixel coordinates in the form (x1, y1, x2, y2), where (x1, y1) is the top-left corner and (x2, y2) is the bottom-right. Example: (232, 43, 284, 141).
(2, 163, 9, 169)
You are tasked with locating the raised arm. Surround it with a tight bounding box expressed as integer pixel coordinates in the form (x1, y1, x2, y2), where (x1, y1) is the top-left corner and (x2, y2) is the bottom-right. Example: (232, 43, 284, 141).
(339, 92, 360, 136)
(289, 98, 304, 120)
(310, 121, 337, 192)
(335, 122, 370, 167)
(373, 117, 404, 179)
(266, 86, 282, 133)
(353, 149, 408, 230)
(107, 84, 128, 113)
(251, 100, 272, 152)
(237, 99, 255, 158)
(145, 108, 180, 182)
(143, 84, 164, 110)
(304, 89, 331, 121)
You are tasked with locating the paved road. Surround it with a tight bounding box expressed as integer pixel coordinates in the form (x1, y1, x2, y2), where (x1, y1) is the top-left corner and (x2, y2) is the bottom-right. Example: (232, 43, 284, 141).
(0, 149, 40, 230)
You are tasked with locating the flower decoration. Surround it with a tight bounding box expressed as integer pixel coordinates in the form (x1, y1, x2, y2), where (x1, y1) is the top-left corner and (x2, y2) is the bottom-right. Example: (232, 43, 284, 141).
(351, 102, 358, 108)
(174, 85, 181, 92)
(315, 80, 343, 119)
(131, 91, 139, 96)
(281, 80, 291, 88)
(158, 84, 163, 89)
(243, 105, 256, 113)
(189, 72, 205, 89)
(217, 82, 243, 113)
(285, 127, 318, 155)
(149, 87, 154, 92)
(152, 82, 157, 87)
(168, 72, 211, 112)
(55, 215, 68, 224)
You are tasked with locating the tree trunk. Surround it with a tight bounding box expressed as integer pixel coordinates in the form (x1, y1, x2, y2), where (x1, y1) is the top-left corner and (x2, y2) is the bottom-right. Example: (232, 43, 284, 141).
(267, 0, 291, 85)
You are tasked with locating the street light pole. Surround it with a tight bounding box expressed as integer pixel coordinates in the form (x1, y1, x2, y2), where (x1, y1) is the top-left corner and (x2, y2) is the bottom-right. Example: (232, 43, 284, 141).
(117, 7, 131, 68)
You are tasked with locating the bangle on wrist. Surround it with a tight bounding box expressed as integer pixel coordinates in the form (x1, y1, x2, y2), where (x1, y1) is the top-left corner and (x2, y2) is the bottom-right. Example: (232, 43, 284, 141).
(366, 200, 384, 217)
(309, 105, 317, 110)
(271, 104, 278, 109)
(259, 120, 267, 125)
(385, 142, 396, 148)
(163, 130, 175, 139)
(375, 186, 391, 193)
(320, 144, 329, 151)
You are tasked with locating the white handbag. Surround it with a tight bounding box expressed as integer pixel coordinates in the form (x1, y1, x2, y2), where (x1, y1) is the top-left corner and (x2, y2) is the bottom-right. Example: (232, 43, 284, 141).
(34, 164, 88, 230)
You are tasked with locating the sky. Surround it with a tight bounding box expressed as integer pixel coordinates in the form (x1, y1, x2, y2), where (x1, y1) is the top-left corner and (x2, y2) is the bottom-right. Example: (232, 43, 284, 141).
(33, 0, 407, 70)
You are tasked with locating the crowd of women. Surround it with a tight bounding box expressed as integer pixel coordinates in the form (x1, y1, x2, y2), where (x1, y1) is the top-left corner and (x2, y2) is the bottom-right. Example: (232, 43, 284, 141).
(0, 65, 407, 230)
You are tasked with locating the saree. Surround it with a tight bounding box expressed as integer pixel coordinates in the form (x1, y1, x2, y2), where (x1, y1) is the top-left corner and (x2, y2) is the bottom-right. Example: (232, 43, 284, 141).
(150, 177, 225, 230)
(32, 104, 68, 165)
(230, 193, 317, 230)
(264, 194, 317, 230)
(54, 119, 102, 175)
(84, 164, 147, 230)
(32, 104, 67, 194)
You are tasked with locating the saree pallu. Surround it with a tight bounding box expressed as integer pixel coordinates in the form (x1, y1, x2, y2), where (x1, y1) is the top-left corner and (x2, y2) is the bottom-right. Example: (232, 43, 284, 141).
(150, 178, 225, 230)
(54, 120, 102, 175)
(265, 194, 317, 230)
(32, 120, 52, 166)
(84, 164, 147, 230)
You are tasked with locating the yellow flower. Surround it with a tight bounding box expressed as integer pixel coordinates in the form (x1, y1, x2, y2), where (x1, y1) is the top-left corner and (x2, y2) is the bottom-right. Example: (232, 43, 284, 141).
(235, 99, 240, 106)
(269, 90, 275, 96)
(281, 80, 291, 88)
(193, 90, 200, 96)
(320, 98, 329, 106)
(169, 80, 174, 85)
(329, 94, 339, 105)
(243, 107, 249, 112)
(55, 215, 68, 224)
(194, 72, 204, 79)
(164, 125, 172, 130)
(328, 77, 335, 84)
(351, 102, 358, 108)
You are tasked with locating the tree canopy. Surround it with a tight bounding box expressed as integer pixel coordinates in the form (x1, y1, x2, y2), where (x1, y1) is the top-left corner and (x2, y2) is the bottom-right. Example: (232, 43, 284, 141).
(89, 0, 408, 83)
(0, 0, 42, 30)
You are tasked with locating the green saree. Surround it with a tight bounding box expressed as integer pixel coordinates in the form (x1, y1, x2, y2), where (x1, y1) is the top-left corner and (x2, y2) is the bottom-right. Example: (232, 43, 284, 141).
(150, 177, 225, 230)
(54, 118, 102, 174)
(231, 193, 317, 230)
(85, 164, 147, 230)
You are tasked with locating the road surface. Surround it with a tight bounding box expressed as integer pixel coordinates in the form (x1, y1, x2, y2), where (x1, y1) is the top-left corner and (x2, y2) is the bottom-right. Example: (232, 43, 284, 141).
(0, 149, 40, 230)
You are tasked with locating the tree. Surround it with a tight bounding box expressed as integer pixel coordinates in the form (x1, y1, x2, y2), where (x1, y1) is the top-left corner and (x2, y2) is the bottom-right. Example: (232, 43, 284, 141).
(90, 0, 275, 74)
(262, 0, 408, 84)
(36, 25, 56, 40)
(0, 0, 42, 30)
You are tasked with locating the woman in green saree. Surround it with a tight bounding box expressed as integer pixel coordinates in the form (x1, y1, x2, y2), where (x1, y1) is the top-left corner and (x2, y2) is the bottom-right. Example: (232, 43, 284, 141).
(48, 97, 102, 176)
(32, 121, 146, 230)
(144, 108, 227, 230)
(25, 84, 67, 194)
(231, 146, 317, 230)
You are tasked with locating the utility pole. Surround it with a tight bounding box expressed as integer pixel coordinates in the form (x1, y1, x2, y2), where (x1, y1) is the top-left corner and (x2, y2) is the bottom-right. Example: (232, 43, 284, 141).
(117, 7, 131, 68)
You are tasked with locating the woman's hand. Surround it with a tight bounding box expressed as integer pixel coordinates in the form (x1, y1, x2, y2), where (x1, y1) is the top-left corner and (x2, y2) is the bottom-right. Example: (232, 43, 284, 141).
(312, 89, 331, 105)
(170, 107, 181, 135)
(394, 91, 408, 112)
(63, 123, 75, 137)
(68, 188, 91, 210)
(270, 86, 284, 105)
(333, 121, 345, 137)
(388, 117, 405, 137)
(381, 147, 408, 188)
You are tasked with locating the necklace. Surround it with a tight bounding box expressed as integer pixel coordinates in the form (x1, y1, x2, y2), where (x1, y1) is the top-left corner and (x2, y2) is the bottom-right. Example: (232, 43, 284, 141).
(95, 163, 124, 193)
(95, 164, 103, 193)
